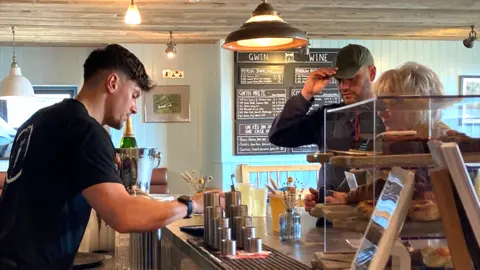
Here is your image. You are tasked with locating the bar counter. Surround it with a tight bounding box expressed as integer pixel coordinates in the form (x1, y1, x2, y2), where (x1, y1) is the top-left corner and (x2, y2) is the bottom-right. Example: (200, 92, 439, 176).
(160, 213, 361, 270)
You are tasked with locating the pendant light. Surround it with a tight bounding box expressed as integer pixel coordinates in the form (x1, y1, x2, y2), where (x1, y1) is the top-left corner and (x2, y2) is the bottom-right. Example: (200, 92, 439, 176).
(222, 0, 307, 51)
(0, 26, 34, 100)
(124, 0, 141, 25)
(165, 31, 177, 59)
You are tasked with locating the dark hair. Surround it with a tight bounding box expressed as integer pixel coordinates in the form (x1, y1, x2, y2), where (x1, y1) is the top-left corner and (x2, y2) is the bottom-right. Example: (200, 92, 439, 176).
(83, 44, 154, 91)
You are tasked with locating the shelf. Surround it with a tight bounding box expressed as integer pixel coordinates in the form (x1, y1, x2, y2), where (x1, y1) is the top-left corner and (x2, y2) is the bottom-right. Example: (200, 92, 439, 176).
(307, 152, 480, 169)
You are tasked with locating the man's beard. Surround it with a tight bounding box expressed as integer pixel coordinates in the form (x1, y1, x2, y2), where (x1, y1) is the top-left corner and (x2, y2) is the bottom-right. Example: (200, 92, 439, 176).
(358, 77, 373, 101)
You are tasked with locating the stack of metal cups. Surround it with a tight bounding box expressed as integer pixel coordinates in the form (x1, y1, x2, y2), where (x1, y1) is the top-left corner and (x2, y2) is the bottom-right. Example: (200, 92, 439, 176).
(203, 191, 246, 256)
(204, 193, 223, 248)
(225, 191, 242, 219)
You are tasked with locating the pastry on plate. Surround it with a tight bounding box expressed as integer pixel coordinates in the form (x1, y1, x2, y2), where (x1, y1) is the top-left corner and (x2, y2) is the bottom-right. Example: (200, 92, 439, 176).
(407, 200, 441, 221)
(421, 246, 453, 268)
(357, 200, 375, 219)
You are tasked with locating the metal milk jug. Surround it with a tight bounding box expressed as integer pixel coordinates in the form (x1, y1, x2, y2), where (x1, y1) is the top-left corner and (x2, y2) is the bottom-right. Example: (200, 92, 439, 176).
(116, 148, 161, 194)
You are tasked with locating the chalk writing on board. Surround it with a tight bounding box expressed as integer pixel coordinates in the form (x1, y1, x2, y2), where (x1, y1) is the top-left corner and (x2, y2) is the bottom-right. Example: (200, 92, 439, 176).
(294, 67, 338, 85)
(236, 121, 287, 154)
(240, 66, 284, 85)
(236, 89, 286, 120)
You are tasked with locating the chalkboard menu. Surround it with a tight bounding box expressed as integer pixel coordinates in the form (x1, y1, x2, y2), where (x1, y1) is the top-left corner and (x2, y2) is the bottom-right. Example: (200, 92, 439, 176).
(294, 67, 339, 86)
(239, 66, 284, 85)
(234, 48, 341, 155)
(236, 121, 287, 154)
(236, 89, 287, 119)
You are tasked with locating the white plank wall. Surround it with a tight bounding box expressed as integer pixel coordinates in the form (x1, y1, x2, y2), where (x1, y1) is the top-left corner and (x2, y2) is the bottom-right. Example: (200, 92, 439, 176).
(109, 43, 222, 193)
(219, 39, 480, 191)
(0, 40, 479, 193)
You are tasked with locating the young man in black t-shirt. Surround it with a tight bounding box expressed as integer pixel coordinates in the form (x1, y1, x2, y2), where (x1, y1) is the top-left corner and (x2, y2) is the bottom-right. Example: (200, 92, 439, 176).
(0, 44, 211, 270)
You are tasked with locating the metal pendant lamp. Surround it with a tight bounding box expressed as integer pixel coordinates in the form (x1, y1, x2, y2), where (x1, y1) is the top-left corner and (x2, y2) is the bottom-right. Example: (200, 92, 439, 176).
(0, 26, 34, 100)
(222, 0, 307, 51)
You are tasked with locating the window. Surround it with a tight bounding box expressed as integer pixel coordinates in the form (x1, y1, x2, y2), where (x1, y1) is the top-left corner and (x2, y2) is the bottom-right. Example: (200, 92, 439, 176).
(0, 86, 77, 160)
(0, 86, 77, 129)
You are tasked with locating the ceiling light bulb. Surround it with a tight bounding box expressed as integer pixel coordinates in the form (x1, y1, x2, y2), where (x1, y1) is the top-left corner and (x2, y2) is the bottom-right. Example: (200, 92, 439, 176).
(124, 2, 141, 25)
(237, 37, 293, 47)
(165, 44, 176, 59)
(245, 14, 283, 23)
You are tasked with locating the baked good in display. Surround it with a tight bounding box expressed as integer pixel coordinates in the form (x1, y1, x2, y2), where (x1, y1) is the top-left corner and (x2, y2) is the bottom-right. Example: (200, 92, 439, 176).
(379, 131, 429, 155)
(378, 130, 479, 154)
(407, 200, 441, 221)
(357, 200, 375, 219)
(438, 131, 480, 153)
(421, 246, 453, 268)
(357, 199, 440, 222)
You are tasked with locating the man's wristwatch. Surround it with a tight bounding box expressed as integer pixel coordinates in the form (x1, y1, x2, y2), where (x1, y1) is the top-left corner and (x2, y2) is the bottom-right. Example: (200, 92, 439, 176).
(177, 195, 193, 219)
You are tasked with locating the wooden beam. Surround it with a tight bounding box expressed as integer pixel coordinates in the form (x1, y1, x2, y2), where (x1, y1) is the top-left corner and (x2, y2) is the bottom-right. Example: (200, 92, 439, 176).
(0, 9, 478, 25)
(1, 0, 479, 11)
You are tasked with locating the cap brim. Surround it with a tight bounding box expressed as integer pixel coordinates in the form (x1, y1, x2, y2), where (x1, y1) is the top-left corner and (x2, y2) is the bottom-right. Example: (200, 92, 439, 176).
(334, 65, 361, 79)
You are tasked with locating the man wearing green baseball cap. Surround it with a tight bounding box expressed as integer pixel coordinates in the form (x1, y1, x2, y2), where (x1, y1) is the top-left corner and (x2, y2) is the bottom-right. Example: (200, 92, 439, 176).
(333, 44, 376, 104)
(269, 44, 384, 224)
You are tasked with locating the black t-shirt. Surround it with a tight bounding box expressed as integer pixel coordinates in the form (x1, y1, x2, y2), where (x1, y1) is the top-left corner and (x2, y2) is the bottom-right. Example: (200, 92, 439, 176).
(0, 99, 122, 270)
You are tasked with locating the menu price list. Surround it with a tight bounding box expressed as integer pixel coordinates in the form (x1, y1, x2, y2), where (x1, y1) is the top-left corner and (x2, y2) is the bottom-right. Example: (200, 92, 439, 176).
(240, 66, 284, 85)
(236, 89, 287, 120)
(235, 121, 287, 155)
(290, 88, 341, 113)
(294, 67, 338, 86)
(291, 144, 318, 153)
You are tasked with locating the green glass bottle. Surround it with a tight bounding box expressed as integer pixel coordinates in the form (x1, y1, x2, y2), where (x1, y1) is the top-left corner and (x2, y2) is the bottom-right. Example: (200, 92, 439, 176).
(119, 116, 138, 148)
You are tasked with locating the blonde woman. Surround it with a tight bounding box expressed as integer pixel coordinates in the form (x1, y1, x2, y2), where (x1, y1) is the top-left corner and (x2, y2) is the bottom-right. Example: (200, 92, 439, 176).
(326, 62, 447, 204)
(374, 61, 450, 139)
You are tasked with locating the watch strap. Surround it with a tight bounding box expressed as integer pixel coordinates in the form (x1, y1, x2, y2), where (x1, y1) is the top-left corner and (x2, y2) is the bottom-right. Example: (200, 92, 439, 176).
(177, 196, 193, 219)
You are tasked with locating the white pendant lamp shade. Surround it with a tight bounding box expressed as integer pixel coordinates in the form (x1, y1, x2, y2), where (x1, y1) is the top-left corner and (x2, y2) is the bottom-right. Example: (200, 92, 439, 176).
(0, 63, 35, 100)
(0, 27, 35, 100)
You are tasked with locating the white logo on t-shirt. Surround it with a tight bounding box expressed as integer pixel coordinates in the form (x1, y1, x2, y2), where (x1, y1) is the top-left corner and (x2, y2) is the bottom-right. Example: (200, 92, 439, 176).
(6, 125, 33, 184)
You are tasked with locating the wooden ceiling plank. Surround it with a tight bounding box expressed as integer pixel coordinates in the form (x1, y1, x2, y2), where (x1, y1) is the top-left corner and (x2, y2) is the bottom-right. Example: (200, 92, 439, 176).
(2, 0, 479, 10)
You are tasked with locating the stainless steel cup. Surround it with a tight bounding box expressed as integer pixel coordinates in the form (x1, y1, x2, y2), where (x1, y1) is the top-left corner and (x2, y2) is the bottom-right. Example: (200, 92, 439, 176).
(204, 192, 220, 207)
(241, 226, 256, 251)
(213, 218, 229, 250)
(246, 238, 262, 254)
(216, 227, 231, 251)
(235, 216, 252, 249)
(232, 205, 248, 217)
(204, 206, 214, 245)
(231, 205, 248, 239)
(207, 206, 224, 247)
(221, 239, 236, 256)
(225, 191, 241, 208)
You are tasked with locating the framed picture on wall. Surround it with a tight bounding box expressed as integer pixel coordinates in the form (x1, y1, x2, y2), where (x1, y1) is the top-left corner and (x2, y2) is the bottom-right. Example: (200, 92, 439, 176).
(459, 75, 480, 125)
(143, 85, 191, 123)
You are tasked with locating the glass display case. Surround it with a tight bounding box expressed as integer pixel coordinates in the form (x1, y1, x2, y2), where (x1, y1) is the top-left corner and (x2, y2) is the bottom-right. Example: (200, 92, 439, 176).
(309, 95, 480, 269)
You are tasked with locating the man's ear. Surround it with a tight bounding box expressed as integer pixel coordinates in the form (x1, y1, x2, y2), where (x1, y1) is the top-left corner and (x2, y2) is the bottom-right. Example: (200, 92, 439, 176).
(368, 65, 377, 82)
(106, 73, 121, 94)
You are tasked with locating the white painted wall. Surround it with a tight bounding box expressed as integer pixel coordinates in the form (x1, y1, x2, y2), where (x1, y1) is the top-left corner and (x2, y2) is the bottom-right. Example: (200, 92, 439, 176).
(0, 46, 93, 88)
(109, 43, 222, 193)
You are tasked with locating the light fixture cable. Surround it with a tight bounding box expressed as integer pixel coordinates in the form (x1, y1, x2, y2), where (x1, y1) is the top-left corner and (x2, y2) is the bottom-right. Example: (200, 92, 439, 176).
(469, 25, 477, 39)
(11, 26, 17, 68)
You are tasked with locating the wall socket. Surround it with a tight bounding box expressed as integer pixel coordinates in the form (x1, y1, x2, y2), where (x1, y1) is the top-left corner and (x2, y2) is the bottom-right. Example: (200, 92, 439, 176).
(163, 69, 184, 79)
